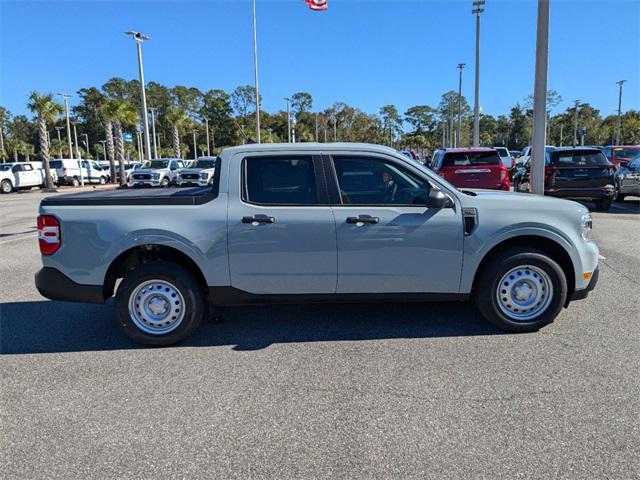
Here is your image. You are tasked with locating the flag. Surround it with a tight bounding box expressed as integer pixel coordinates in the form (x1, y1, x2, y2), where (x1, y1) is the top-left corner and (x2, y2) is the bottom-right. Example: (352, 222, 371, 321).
(304, 0, 328, 11)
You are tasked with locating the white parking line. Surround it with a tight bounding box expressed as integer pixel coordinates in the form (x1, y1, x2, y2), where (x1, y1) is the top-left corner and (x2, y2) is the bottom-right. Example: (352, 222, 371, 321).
(0, 232, 38, 245)
(599, 254, 606, 260)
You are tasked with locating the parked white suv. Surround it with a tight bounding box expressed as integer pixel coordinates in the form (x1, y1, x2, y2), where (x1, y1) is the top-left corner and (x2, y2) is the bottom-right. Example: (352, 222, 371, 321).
(175, 157, 217, 187)
(131, 159, 185, 187)
(49, 159, 109, 186)
(0, 162, 56, 193)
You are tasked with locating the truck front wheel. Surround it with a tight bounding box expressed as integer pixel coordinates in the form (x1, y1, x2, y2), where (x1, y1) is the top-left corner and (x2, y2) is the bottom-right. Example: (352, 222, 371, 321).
(474, 247, 567, 333)
(115, 261, 205, 346)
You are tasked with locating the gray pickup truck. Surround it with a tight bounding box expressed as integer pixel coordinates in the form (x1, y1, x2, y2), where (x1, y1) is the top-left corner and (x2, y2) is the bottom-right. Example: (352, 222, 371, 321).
(35, 143, 599, 346)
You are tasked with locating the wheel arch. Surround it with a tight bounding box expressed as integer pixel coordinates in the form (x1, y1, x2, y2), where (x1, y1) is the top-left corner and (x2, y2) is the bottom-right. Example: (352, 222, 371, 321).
(470, 234, 576, 304)
(103, 244, 208, 301)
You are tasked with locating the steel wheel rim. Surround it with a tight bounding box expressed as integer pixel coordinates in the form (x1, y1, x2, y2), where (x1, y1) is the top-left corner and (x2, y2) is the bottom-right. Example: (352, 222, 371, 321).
(1, 181, 11, 193)
(128, 280, 185, 335)
(496, 265, 553, 322)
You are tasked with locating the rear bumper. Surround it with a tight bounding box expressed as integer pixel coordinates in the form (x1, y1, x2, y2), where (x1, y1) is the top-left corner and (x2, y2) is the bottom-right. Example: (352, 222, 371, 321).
(619, 184, 640, 196)
(545, 187, 615, 200)
(35, 267, 105, 304)
(569, 266, 599, 303)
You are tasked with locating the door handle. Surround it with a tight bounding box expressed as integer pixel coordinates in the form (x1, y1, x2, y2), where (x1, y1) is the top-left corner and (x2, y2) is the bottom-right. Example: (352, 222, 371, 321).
(346, 215, 379, 225)
(242, 214, 276, 224)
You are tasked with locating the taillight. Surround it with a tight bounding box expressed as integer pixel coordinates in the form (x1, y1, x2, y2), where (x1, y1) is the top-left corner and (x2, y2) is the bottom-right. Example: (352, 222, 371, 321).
(37, 215, 61, 255)
(500, 167, 507, 181)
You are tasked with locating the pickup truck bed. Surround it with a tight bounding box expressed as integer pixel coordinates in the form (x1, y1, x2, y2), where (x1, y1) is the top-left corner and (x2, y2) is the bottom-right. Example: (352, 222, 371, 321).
(41, 186, 216, 206)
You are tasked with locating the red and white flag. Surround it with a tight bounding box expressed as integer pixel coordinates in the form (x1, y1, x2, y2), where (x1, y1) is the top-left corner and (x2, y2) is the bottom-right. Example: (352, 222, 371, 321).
(304, 0, 328, 11)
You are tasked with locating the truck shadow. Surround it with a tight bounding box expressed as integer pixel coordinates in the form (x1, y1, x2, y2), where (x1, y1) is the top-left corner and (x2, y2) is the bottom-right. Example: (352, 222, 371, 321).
(0, 300, 500, 355)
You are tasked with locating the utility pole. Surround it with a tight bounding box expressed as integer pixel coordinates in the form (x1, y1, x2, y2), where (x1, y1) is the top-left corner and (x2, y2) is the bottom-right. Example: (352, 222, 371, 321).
(192, 130, 197, 159)
(82, 133, 90, 158)
(573, 101, 580, 147)
(55, 126, 63, 158)
(471, 0, 485, 146)
(211, 128, 215, 151)
(559, 124, 563, 147)
(99, 140, 107, 163)
(615, 80, 626, 145)
(136, 131, 143, 162)
(124, 31, 152, 160)
(58, 93, 74, 160)
(72, 122, 85, 186)
(252, 0, 261, 143)
(315, 112, 319, 142)
(530, 0, 550, 195)
(204, 117, 210, 155)
(457, 63, 465, 147)
(148, 107, 158, 159)
(285, 97, 292, 143)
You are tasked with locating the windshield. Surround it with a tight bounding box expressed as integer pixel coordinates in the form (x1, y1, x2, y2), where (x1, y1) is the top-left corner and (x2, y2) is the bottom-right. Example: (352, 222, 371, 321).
(613, 148, 640, 159)
(147, 160, 170, 169)
(442, 151, 501, 167)
(0, 164, 12, 171)
(195, 160, 216, 169)
(550, 151, 610, 167)
(627, 158, 640, 171)
(50, 160, 62, 168)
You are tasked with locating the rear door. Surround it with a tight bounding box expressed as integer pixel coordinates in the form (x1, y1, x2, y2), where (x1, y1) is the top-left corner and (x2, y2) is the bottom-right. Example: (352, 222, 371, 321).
(440, 151, 505, 189)
(227, 154, 337, 294)
(549, 150, 614, 189)
(328, 154, 463, 294)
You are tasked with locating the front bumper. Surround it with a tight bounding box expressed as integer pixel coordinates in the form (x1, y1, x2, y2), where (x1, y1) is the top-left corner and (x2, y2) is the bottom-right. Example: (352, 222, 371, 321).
(132, 180, 161, 187)
(177, 179, 210, 187)
(35, 267, 106, 304)
(569, 266, 599, 303)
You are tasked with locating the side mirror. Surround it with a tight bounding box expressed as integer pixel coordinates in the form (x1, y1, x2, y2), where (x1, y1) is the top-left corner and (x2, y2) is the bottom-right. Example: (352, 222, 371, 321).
(416, 189, 452, 208)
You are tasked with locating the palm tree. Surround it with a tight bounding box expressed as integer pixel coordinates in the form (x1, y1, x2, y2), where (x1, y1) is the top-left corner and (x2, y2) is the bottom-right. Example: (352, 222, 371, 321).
(101, 99, 138, 186)
(98, 102, 118, 183)
(27, 92, 63, 189)
(165, 107, 190, 158)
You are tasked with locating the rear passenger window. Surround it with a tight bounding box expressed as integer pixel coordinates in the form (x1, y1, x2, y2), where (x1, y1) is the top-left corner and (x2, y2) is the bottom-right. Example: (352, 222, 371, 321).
(244, 156, 318, 205)
(442, 152, 501, 167)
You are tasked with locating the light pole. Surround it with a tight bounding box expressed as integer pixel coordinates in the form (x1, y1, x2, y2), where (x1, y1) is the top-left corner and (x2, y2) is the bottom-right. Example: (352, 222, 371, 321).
(58, 93, 74, 159)
(204, 117, 211, 155)
(55, 126, 63, 158)
(99, 140, 107, 163)
(529, 0, 550, 196)
(82, 134, 90, 158)
(457, 63, 465, 147)
(573, 99, 580, 147)
(615, 80, 626, 145)
(71, 122, 85, 186)
(252, 0, 261, 143)
(285, 97, 292, 143)
(124, 31, 152, 160)
(136, 131, 143, 162)
(315, 112, 319, 142)
(471, 0, 485, 146)
(148, 107, 158, 159)
(211, 128, 215, 151)
(192, 130, 197, 159)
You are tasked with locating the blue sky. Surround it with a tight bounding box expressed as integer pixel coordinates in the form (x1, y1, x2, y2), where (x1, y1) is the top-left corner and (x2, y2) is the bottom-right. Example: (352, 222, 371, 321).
(1, 0, 638, 119)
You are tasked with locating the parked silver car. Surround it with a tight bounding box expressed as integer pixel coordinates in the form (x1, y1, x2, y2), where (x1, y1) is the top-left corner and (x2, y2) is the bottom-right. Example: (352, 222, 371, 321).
(175, 157, 217, 187)
(131, 159, 185, 187)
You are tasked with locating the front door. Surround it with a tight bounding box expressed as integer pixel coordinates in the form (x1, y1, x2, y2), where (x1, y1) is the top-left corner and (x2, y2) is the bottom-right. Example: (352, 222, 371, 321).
(328, 154, 464, 294)
(227, 154, 337, 294)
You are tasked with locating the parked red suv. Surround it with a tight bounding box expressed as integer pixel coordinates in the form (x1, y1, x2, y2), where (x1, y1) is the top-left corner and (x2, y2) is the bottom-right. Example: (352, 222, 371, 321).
(601, 145, 640, 169)
(429, 147, 510, 190)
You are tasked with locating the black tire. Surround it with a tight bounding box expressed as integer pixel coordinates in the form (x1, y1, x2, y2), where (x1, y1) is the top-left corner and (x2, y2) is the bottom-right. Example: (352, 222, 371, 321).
(71, 177, 80, 187)
(595, 197, 613, 211)
(99, 176, 106, 185)
(474, 247, 567, 333)
(1, 179, 13, 194)
(615, 186, 626, 202)
(115, 261, 205, 346)
(160, 177, 170, 188)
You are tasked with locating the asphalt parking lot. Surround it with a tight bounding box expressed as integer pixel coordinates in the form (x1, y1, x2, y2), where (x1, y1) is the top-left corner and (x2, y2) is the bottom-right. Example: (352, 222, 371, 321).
(1, 189, 639, 479)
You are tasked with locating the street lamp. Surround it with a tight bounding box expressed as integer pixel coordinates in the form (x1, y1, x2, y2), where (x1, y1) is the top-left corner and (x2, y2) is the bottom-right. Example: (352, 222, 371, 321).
(471, 0, 485, 146)
(192, 130, 197, 159)
(252, 0, 261, 143)
(99, 140, 107, 164)
(616, 80, 626, 145)
(82, 133, 90, 158)
(124, 31, 152, 161)
(203, 117, 210, 156)
(457, 63, 465, 147)
(573, 99, 580, 147)
(57, 93, 74, 160)
(71, 121, 84, 186)
(285, 97, 292, 143)
(148, 107, 158, 159)
(54, 126, 63, 158)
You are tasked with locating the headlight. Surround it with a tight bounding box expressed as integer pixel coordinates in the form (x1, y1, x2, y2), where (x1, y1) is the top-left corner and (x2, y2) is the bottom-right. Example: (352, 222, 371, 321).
(200, 172, 208, 180)
(618, 173, 625, 180)
(580, 212, 593, 242)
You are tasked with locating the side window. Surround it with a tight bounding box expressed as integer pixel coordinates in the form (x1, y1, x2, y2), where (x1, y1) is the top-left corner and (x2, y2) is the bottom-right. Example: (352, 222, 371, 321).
(332, 156, 430, 206)
(23, 164, 33, 171)
(170, 161, 177, 170)
(244, 156, 318, 205)
(81, 161, 89, 168)
(177, 161, 185, 168)
(12, 165, 22, 172)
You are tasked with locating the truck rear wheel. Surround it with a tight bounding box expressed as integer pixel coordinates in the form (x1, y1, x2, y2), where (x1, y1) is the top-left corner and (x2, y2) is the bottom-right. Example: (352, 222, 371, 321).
(474, 247, 567, 333)
(115, 261, 205, 346)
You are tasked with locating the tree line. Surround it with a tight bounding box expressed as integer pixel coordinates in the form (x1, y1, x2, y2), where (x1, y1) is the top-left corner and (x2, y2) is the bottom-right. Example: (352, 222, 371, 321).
(1, 79, 639, 176)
